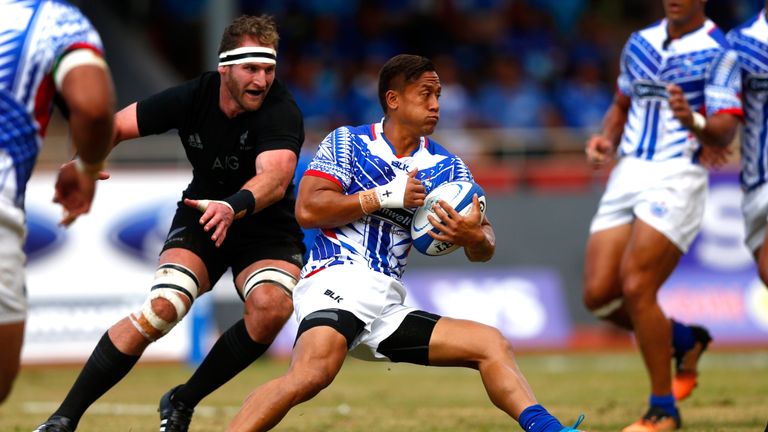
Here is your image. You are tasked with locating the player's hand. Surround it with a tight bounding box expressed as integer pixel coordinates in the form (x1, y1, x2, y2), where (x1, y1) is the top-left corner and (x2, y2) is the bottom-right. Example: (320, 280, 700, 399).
(184, 198, 234, 248)
(53, 160, 110, 226)
(699, 144, 733, 170)
(425, 194, 485, 247)
(667, 83, 695, 129)
(585, 134, 614, 167)
(403, 169, 426, 208)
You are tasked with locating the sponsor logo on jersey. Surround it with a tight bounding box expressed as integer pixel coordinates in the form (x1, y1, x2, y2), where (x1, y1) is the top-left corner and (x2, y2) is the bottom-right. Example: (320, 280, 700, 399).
(370, 207, 414, 230)
(746, 75, 768, 93)
(188, 133, 203, 149)
(633, 80, 669, 101)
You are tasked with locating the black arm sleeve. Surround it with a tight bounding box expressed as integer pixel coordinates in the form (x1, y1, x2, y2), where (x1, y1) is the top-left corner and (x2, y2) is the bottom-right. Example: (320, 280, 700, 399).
(135, 78, 197, 136)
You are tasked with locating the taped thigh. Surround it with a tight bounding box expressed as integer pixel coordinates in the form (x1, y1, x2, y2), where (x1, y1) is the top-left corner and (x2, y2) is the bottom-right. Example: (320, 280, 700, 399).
(241, 267, 297, 300)
(130, 264, 200, 341)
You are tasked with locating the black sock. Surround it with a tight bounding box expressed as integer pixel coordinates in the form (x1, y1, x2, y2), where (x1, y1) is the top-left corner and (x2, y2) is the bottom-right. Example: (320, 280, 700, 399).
(173, 319, 269, 407)
(53, 332, 140, 427)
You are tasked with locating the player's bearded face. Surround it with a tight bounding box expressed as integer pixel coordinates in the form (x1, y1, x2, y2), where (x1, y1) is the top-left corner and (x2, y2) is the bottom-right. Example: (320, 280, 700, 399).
(223, 62, 276, 112)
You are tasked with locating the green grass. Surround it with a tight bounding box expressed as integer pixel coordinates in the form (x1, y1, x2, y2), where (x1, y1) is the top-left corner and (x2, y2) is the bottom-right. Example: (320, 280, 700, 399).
(3, 351, 767, 431)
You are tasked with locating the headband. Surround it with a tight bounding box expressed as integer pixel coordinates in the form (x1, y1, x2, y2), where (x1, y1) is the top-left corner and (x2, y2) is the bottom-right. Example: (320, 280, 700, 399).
(218, 47, 277, 66)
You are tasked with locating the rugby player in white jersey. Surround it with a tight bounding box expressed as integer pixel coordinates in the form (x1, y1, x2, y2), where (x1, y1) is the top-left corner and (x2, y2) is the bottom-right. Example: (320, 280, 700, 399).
(583, 0, 742, 430)
(0, 0, 114, 405)
(728, 4, 768, 296)
(226, 54, 586, 432)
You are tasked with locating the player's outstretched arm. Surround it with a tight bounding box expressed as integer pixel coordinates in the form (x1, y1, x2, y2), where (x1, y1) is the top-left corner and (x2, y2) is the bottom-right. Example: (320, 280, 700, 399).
(53, 56, 116, 226)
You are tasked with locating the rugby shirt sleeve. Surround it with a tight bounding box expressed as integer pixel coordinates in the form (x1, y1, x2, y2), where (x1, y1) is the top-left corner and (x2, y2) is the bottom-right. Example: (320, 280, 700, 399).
(135, 79, 196, 136)
(304, 127, 355, 192)
(704, 49, 743, 118)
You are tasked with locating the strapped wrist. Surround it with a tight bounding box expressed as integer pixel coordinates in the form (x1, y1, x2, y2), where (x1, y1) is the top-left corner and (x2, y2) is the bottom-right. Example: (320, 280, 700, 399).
(74, 157, 105, 180)
(691, 112, 707, 132)
(224, 190, 256, 219)
(359, 189, 381, 215)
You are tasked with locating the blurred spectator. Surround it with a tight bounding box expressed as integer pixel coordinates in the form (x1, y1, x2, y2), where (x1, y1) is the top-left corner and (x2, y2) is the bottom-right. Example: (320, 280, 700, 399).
(555, 55, 613, 130)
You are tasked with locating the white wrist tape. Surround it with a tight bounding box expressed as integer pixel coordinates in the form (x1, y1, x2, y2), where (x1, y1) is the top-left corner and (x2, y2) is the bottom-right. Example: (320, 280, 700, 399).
(195, 199, 234, 213)
(691, 112, 707, 132)
(74, 157, 105, 179)
(375, 175, 409, 208)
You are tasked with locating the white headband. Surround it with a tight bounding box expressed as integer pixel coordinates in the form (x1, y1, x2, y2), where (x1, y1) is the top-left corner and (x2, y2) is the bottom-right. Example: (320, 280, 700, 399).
(218, 47, 277, 66)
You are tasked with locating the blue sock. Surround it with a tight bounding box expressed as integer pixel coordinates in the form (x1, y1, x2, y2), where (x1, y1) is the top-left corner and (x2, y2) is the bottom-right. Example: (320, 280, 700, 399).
(519, 404, 565, 432)
(650, 393, 678, 417)
(671, 319, 695, 356)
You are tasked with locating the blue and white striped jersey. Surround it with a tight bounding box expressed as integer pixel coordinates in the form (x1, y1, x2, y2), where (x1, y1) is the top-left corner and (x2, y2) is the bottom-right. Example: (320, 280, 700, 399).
(728, 10, 768, 191)
(302, 120, 473, 280)
(0, 0, 102, 209)
(617, 19, 742, 162)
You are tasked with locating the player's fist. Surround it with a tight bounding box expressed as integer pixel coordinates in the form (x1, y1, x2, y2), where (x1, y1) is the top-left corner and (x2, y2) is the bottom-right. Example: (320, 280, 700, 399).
(585, 134, 614, 167)
(667, 84, 695, 129)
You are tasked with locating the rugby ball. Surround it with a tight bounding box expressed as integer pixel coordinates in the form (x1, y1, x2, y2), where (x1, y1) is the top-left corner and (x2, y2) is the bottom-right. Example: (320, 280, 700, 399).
(411, 181, 486, 256)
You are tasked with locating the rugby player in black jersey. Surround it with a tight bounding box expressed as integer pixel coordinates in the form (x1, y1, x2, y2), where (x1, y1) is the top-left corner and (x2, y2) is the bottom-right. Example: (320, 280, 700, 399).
(35, 15, 305, 432)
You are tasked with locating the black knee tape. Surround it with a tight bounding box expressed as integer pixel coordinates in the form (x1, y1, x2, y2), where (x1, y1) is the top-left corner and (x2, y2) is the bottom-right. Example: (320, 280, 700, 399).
(296, 309, 364, 349)
(377, 310, 441, 365)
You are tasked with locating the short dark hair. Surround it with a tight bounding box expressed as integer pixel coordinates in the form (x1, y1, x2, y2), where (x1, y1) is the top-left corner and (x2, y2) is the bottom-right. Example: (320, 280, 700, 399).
(218, 15, 279, 54)
(378, 54, 436, 114)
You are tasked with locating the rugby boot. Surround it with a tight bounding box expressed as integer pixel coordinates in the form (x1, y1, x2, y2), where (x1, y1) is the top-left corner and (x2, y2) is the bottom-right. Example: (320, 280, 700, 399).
(32, 415, 75, 432)
(673, 325, 712, 401)
(560, 414, 586, 431)
(622, 406, 681, 432)
(159, 385, 194, 432)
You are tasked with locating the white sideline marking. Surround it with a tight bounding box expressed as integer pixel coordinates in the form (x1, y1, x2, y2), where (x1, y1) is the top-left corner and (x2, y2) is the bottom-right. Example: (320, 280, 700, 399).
(22, 402, 240, 417)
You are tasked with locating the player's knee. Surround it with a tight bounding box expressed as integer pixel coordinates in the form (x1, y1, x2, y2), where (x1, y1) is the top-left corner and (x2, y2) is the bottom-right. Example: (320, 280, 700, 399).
(295, 368, 335, 399)
(620, 274, 655, 310)
(241, 267, 297, 301)
(129, 264, 200, 341)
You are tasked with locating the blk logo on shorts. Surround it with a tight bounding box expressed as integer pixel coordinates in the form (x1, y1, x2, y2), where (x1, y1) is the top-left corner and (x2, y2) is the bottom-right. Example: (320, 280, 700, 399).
(324, 289, 343, 303)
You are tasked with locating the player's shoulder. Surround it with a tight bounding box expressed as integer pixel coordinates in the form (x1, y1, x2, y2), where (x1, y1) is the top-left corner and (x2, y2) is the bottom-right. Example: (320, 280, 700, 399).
(423, 136, 458, 159)
(704, 20, 732, 49)
(632, 19, 665, 43)
(727, 12, 764, 45)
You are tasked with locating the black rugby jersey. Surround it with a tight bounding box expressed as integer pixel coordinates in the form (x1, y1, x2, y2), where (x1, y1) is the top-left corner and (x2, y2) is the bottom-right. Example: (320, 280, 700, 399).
(136, 71, 304, 223)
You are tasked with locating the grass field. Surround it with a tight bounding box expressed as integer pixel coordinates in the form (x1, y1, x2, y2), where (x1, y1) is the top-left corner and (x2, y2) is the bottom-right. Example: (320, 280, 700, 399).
(2, 350, 767, 431)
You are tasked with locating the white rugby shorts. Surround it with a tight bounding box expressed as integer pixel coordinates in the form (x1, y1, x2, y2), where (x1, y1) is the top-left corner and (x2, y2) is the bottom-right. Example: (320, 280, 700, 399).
(293, 264, 418, 361)
(741, 182, 768, 254)
(590, 157, 708, 252)
(0, 203, 27, 324)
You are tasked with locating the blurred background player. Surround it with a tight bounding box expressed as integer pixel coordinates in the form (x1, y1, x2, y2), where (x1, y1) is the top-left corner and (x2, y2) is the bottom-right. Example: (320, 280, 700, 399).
(34, 14, 305, 432)
(227, 54, 585, 432)
(0, 0, 114, 405)
(728, 4, 768, 291)
(582, 0, 741, 430)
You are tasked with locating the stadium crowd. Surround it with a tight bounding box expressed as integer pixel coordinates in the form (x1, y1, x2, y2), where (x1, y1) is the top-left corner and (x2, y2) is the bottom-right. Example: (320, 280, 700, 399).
(99, 0, 762, 133)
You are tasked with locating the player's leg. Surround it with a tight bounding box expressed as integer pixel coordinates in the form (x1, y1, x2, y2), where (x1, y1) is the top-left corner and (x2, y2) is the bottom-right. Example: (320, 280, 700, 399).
(620, 219, 682, 431)
(227, 310, 361, 432)
(0, 321, 23, 404)
(163, 258, 299, 428)
(0, 223, 27, 404)
(583, 223, 633, 329)
(35, 248, 210, 431)
(426, 316, 583, 431)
